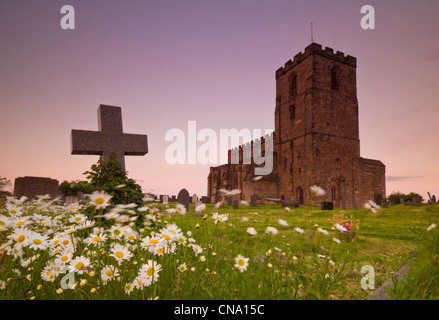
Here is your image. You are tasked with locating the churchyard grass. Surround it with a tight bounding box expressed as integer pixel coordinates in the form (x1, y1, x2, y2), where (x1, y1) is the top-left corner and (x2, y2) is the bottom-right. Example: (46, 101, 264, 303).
(0, 195, 438, 300)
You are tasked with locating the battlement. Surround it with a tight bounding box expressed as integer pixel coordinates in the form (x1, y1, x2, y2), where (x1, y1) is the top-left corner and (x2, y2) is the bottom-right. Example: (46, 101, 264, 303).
(275, 42, 357, 79)
(228, 132, 275, 163)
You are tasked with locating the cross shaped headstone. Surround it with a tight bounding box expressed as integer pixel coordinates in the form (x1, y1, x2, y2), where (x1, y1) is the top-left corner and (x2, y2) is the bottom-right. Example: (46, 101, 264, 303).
(71, 105, 148, 170)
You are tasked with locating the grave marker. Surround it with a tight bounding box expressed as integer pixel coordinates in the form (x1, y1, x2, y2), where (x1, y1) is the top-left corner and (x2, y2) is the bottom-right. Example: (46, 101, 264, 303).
(177, 189, 190, 211)
(13, 176, 59, 201)
(250, 194, 258, 207)
(227, 196, 233, 206)
(162, 195, 168, 205)
(352, 194, 358, 210)
(233, 200, 239, 209)
(71, 104, 148, 170)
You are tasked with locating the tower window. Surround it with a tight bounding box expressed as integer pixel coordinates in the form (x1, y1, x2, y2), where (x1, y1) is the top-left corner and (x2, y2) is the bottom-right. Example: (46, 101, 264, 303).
(335, 158, 342, 170)
(289, 104, 296, 126)
(331, 65, 341, 90)
(289, 73, 298, 98)
(331, 186, 336, 200)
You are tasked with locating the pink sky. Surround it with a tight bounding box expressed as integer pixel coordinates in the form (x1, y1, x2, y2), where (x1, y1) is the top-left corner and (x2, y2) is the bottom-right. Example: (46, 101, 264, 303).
(1, 0, 438, 201)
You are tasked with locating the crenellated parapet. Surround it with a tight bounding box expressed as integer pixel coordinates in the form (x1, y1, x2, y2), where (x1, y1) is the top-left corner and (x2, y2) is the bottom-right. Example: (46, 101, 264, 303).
(275, 42, 357, 79)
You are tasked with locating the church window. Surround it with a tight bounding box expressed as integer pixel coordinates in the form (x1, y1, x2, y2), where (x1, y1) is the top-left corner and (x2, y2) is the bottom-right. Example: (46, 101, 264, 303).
(335, 158, 341, 170)
(289, 104, 296, 126)
(331, 186, 336, 200)
(331, 65, 341, 90)
(289, 73, 298, 97)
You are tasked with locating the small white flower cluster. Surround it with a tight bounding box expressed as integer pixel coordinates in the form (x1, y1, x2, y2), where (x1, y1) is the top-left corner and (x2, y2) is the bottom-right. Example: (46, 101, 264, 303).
(310, 185, 326, 197)
(363, 200, 381, 213)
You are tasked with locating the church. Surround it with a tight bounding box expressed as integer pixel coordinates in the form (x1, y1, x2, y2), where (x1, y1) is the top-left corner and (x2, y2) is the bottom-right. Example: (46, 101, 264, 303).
(207, 42, 386, 208)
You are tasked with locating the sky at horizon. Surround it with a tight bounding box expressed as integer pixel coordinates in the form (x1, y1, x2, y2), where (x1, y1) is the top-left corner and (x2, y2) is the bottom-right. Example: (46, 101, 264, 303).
(1, 0, 438, 201)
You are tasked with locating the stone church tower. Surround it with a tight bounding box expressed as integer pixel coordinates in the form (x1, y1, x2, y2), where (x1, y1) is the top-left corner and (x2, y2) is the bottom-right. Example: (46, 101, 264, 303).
(207, 43, 386, 208)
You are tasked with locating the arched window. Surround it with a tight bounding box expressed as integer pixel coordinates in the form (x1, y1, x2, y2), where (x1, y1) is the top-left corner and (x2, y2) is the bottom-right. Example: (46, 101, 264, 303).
(289, 72, 298, 97)
(331, 65, 341, 90)
(331, 186, 336, 200)
(335, 158, 342, 170)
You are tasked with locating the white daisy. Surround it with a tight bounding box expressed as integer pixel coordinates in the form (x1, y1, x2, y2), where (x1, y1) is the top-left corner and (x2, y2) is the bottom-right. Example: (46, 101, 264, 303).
(234, 254, 249, 272)
(87, 190, 112, 209)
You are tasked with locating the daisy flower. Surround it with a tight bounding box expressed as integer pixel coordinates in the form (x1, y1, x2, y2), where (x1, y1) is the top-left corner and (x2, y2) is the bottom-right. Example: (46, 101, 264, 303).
(124, 283, 134, 295)
(294, 227, 304, 234)
(215, 202, 222, 208)
(11, 228, 33, 247)
(141, 235, 161, 250)
(70, 256, 91, 275)
(212, 212, 229, 224)
(310, 185, 326, 197)
(265, 226, 279, 235)
(195, 203, 206, 212)
(28, 233, 50, 250)
(317, 228, 329, 235)
(85, 233, 107, 247)
(0, 215, 11, 231)
(333, 237, 341, 244)
(138, 260, 162, 283)
(68, 213, 87, 224)
(192, 244, 203, 255)
(110, 244, 132, 264)
(177, 263, 187, 272)
(80, 220, 95, 229)
(6, 203, 23, 216)
(101, 265, 120, 282)
(103, 211, 120, 221)
(234, 254, 249, 273)
(55, 251, 73, 265)
(278, 219, 289, 227)
(87, 190, 112, 210)
(246, 227, 257, 235)
(427, 223, 437, 231)
(176, 203, 187, 215)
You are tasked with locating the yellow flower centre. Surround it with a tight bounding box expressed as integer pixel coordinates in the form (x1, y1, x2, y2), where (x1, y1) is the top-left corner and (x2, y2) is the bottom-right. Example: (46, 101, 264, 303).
(161, 234, 171, 241)
(115, 251, 124, 258)
(53, 240, 59, 245)
(216, 217, 222, 221)
(93, 237, 101, 242)
(75, 262, 84, 270)
(146, 267, 154, 277)
(17, 221, 25, 226)
(33, 239, 42, 245)
(75, 217, 82, 221)
(238, 259, 245, 266)
(113, 230, 121, 236)
(149, 239, 158, 245)
(157, 248, 164, 254)
(10, 209, 17, 214)
(61, 256, 68, 262)
(94, 198, 105, 205)
(63, 240, 69, 245)
(18, 235, 25, 242)
(106, 270, 113, 277)
(0, 221, 5, 226)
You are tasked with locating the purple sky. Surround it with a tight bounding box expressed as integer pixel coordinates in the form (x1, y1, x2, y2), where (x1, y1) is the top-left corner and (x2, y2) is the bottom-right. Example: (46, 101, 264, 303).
(1, 0, 438, 200)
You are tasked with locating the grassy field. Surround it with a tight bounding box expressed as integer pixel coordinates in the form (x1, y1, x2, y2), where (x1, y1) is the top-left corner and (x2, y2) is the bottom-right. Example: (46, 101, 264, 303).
(1, 197, 438, 300)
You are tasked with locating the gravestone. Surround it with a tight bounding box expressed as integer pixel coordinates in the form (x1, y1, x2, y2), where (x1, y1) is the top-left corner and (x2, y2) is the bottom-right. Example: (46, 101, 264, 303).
(352, 194, 358, 210)
(412, 196, 420, 206)
(162, 195, 168, 205)
(389, 195, 396, 206)
(432, 195, 437, 204)
(233, 200, 239, 209)
(321, 202, 333, 210)
(250, 194, 258, 207)
(71, 104, 148, 170)
(382, 198, 388, 208)
(170, 195, 177, 202)
(200, 196, 209, 204)
(192, 194, 198, 204)
(177, 189, 190, 211)
(342, 192, 347, 210)
(227, 196, 233, 206)
(13, 176, 59, 201)
(400, 197, 405, 205)
(280, 195, 286, 208)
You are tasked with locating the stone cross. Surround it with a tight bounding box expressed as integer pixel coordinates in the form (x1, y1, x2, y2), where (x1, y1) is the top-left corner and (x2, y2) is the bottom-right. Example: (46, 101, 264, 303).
(71, 104, 148, 170)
